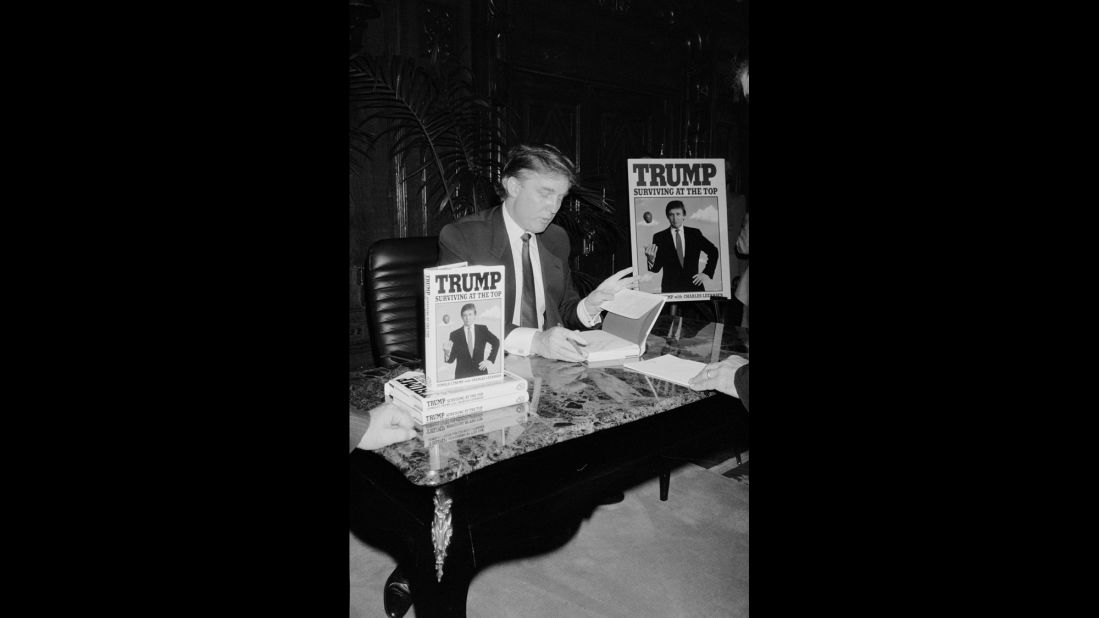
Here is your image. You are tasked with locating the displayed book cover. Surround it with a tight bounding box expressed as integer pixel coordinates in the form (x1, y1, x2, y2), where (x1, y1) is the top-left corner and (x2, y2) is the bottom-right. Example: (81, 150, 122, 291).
(416, 403, 530, 447)
(423, 262, 507, 392)
(627, 158, 733, 301)
(583, 289, 667, 365)
(384, 369, 530, 424)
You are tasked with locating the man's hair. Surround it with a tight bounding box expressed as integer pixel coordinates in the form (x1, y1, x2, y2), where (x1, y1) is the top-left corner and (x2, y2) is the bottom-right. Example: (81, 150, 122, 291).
(460, 303, 477, 315)
(497, 144, 577, 198)
(665, 200, 687, 216)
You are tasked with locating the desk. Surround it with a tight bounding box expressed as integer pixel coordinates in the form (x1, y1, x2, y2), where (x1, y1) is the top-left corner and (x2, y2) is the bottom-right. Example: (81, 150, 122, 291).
(349, 316, 748, 617)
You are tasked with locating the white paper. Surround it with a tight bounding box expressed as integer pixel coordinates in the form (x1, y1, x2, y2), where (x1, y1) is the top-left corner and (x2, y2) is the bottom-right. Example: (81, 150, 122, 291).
(599, 288, 664, 319)
(623, 354, 706, 387)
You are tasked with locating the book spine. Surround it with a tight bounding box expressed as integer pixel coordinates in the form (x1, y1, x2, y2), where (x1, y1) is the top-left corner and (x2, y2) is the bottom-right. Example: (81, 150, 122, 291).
(408, 392, 530, 424)
(388, 373, 528, 408)
(423, 267, 437, 389)
(398, 387, 529, 415)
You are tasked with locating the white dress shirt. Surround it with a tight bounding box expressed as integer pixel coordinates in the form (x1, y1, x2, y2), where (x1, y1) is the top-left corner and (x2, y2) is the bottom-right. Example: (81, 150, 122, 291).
(501, 207, 600, 356)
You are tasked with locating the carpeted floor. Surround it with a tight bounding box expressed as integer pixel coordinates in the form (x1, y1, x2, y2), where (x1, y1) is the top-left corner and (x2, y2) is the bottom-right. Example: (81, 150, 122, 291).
(350, 456, 748, 617)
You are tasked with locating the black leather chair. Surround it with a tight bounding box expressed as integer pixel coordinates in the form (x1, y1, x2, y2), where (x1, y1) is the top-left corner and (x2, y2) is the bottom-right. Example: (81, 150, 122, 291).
(362, 236, 440, 368)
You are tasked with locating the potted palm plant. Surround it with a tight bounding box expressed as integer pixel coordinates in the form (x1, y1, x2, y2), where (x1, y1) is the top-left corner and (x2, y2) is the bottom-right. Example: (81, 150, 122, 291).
(350, 51, 624, 293)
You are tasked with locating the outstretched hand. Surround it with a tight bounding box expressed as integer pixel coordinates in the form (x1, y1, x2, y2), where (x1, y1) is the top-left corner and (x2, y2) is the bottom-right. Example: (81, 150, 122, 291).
(358, 401, 417, 450)
(583, 267, 639, 314)
(687, 355, 749, 398)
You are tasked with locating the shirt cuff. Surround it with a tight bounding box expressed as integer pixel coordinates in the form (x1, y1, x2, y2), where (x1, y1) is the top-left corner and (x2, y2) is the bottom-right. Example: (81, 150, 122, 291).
(576, 299, 603, 327)
(504, 327, 539, 356)
(349, 407, 372, 453)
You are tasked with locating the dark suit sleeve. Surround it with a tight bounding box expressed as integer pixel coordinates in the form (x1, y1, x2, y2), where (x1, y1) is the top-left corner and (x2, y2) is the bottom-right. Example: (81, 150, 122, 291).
(438, 223, 469, 265)
(443, 329, 458, 364)
(733, 364, 748, 411)
(698, 229, 720, 278)
(482, 326, 500, 362)
(540, 226, 586, 331)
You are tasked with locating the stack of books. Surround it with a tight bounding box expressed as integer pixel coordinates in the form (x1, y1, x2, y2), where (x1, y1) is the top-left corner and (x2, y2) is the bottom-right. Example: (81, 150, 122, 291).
(384, 369, 530, 425)
(382, 260, 530, 438)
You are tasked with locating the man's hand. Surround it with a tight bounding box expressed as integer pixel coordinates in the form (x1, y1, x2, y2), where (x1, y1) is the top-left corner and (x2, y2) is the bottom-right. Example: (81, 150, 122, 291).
(478, 359, 493, 371)
(644, 244, 658, 267)
(687, 355, 748, 398)
(532, 326, 589, 362)
(358, 401, 417, 450)
(691, 273, 711, 286)
(583, 267, 639, 314)
(442, 339, 454, 359)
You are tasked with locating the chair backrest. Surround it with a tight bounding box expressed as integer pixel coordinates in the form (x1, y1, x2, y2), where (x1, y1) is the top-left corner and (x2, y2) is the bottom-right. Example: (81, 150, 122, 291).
(363, 236, 440, 368)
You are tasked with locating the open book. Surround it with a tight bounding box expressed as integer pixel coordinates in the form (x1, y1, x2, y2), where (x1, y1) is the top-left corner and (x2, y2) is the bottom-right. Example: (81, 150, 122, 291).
(582, 289, 666, 365)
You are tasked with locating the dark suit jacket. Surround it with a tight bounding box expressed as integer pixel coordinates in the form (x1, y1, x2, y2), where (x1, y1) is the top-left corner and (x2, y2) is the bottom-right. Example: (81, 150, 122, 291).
(438, 206, 585, 336)
(445, 323, 500, 378)
(734, 364, 748, 412)
(648, 226, 719, 293)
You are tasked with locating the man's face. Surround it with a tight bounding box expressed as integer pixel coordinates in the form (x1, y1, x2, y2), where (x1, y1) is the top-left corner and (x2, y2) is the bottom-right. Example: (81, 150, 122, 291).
(461, 308, 476, 327)
(667, 207, 686, 230)
(504, 170, 571, 233)
(643, 212, 652, 223)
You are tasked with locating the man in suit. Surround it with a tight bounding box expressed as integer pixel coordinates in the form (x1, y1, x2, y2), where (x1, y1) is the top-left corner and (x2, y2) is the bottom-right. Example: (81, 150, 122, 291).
(438, 144, 636, 362)
(442, 303, 500, 378)
(644, 200, 720, 293)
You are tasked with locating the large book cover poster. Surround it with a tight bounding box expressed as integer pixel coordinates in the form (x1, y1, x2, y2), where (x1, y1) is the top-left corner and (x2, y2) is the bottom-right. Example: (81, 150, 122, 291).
(423, 263, 507, 392)
(627, 158, 733, 301)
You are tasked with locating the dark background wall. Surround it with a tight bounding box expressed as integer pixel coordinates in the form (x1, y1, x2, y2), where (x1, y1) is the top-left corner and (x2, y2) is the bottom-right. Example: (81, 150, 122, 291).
(350, 0, 749, 366)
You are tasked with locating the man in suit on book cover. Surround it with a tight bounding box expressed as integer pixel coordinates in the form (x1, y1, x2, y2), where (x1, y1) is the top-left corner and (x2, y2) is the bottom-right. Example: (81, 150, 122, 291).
(442, 303, 500, 379)
(644, 200, 720, 293)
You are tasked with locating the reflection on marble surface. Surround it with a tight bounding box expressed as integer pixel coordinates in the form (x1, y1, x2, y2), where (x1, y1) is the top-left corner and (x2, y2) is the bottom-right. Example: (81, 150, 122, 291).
(349, 316, 747, 486)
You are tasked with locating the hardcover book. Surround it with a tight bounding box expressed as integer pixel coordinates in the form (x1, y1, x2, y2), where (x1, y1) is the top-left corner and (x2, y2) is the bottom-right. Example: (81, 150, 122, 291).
(627, 158, 733, 302)
(387, 387, 529, 424)
(582, 289, 667, 366)
(384, 369, 530, 424)
(423, 262, 507, 392)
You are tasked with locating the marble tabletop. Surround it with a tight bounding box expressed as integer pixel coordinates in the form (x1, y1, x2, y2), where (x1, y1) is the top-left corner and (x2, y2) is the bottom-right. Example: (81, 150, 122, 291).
(349, 316, 748, 487)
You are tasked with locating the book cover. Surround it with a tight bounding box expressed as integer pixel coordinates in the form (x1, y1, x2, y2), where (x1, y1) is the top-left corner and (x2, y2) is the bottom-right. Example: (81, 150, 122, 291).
(423, 262, 507, 392)
(627, 158, 733, 302)
(385, 370, 528, 409)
